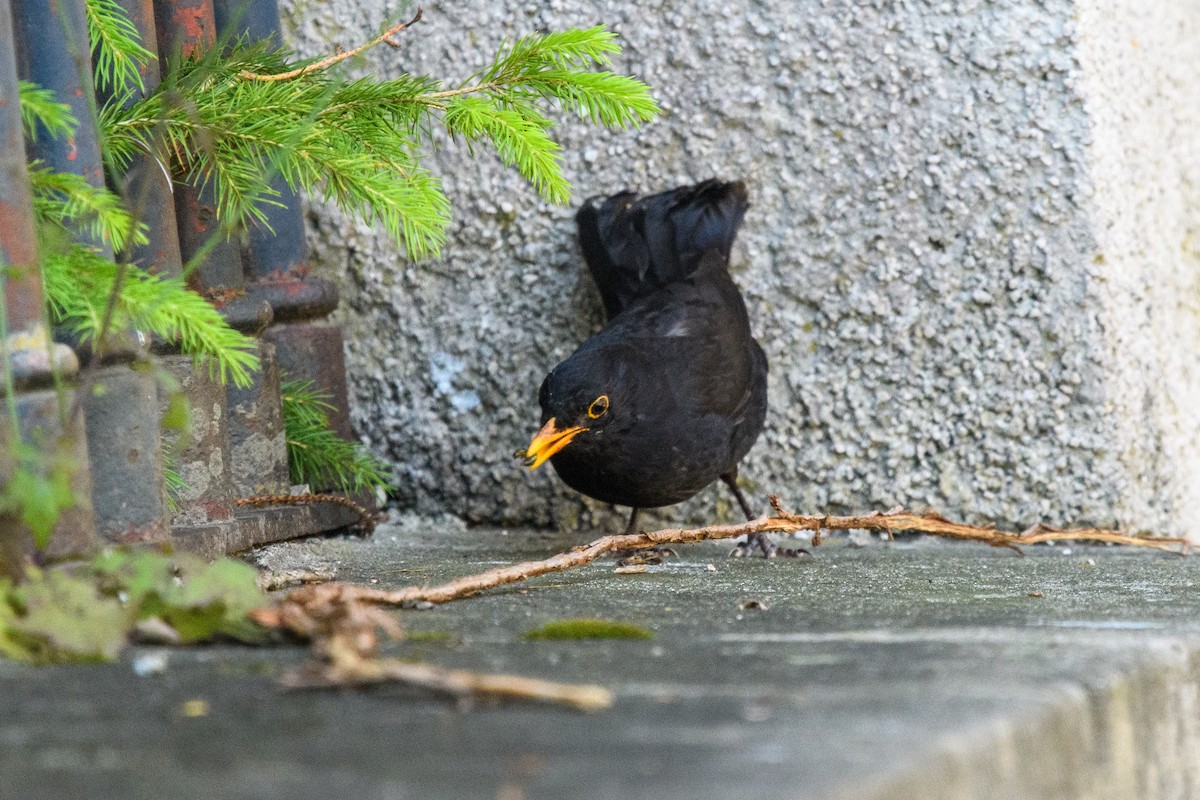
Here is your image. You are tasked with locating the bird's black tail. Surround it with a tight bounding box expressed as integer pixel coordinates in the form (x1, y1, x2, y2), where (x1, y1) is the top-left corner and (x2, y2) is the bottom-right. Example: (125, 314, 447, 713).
(576, 179, 749, 319)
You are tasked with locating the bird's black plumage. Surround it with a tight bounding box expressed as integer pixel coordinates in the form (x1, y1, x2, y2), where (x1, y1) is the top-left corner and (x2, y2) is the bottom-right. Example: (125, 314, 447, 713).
(527, 180, 791, 557)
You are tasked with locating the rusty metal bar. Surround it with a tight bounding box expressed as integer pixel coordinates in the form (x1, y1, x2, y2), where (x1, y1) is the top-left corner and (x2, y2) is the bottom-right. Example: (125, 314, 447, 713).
(213, 0, 367, 500)
(152, 0, 261, 312)
(149, 0, 360, 549)
(148, 0, 248, 542)
(0, 0, 97, 571)
(109, 0, 185, 279)
(10, 0, 170, 546)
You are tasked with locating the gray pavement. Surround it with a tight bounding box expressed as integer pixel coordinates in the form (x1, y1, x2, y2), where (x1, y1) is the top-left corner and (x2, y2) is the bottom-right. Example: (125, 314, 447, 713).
(3, 519, 1200, 800)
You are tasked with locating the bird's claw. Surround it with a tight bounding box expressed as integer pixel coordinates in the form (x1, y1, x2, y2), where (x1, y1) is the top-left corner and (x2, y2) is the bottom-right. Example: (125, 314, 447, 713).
(729, 533, 809, 559)
(615, 546, 676, 566)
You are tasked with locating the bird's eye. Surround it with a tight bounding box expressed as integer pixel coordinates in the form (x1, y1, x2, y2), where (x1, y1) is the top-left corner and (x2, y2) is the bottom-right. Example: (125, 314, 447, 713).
(587, 395, 609, 419)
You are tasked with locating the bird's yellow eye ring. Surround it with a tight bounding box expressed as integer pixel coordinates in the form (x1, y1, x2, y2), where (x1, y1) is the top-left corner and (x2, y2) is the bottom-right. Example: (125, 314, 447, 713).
(587, 395, 609, 419)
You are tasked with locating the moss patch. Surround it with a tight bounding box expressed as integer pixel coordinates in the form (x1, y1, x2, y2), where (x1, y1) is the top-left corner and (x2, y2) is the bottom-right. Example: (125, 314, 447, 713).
(523, 618, 653, 640)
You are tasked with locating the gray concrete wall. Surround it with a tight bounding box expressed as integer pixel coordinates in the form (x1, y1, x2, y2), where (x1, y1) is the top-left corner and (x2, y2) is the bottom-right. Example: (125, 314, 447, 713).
(279, 1, 1200, 538)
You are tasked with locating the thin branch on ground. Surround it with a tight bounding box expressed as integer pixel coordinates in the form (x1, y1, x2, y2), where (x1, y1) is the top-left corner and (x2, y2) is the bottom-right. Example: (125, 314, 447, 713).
(263, 497, 1190, 611)
(256, 568, 336, 591)
(239, 7, 424, 82)
(284, 646, 613, 712)
(761, 496, 1190, 554)
(252, 571, 611, 710)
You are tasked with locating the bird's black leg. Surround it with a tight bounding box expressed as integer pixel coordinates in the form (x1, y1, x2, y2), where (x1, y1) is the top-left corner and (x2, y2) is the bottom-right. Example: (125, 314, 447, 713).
(722, 472, 807, 559)
(623, 507, 641, 537)
(723, 472, 757, 520)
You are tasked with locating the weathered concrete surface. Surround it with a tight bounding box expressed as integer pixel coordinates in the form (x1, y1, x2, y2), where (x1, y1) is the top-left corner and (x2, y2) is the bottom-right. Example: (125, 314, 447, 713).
(4, 524, 1200, 800)
(279, 1, 1200, 537)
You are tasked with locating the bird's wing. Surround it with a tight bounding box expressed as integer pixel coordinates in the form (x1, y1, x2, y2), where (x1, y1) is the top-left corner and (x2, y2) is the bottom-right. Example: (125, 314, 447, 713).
(593, 257, 758, 420)
(576, 180, 749, 319)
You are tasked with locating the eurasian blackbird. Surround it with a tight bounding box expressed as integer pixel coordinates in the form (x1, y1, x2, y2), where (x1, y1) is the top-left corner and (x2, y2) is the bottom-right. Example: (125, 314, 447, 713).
(524, 179, 792, 557)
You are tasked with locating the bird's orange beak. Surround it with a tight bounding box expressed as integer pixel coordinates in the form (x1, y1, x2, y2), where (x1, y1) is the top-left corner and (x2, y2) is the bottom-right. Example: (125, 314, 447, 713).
(524, 418, 586, 469)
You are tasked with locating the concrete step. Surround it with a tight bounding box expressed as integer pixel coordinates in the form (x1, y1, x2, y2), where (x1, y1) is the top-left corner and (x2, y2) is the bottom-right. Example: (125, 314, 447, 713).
(3, 520, 1198, 800)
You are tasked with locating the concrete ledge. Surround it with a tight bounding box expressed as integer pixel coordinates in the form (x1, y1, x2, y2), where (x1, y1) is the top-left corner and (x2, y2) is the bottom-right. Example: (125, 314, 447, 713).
(4, 524, 1200, 799)
(172, 504, 362, 559)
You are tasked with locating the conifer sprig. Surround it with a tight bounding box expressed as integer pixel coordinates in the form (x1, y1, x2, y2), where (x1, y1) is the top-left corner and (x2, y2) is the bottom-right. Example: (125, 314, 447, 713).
(41, 245, 260, 388)
(98, 22, 659, 259)
(86, 0, 154, 96)
(18, 81, 77, 141)
(28, 164, 147, 254)
(281, 379, 392, 494)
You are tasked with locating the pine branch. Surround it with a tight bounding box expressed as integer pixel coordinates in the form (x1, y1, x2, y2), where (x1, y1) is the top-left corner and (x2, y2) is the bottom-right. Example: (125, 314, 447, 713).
(28, 163, 147, 253)
(98, 21, 658, 258)
(281, 379, 392, 494)
(18, 81, 77, 141)
(41, 244, 260, 388)
(85, 0, 154, 96)
(515, 69, 661, 127)
(443, 96, 569, 204)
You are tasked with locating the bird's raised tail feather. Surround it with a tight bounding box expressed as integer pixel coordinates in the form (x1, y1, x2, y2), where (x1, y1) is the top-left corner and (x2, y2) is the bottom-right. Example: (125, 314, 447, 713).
(576, 179, 749, 319)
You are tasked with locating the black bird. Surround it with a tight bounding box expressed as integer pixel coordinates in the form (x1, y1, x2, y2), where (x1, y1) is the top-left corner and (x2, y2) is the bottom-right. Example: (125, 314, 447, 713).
(524, 179, 792, 557)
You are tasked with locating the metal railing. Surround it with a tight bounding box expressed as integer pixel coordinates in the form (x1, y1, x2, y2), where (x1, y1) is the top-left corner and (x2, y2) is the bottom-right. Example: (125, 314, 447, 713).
(0, 0, 361, 567)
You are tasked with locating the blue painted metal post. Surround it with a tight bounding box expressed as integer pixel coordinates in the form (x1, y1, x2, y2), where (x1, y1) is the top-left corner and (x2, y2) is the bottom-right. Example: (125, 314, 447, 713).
(108, 0, 185, 281)
(0, 0, 97, 575)
(10, 0, 169, 545)
(214, 0, 368, 503)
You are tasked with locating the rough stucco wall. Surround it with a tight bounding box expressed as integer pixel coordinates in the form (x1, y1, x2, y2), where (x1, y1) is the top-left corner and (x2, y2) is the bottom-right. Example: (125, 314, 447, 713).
(1073, 2, 1200, 533)
(278, 1, 1200, 537)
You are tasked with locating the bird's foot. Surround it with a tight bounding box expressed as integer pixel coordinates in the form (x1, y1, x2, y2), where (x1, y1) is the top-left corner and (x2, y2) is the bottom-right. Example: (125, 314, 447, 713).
(730, 532, 809, 559)
(613, 546, 677, 566)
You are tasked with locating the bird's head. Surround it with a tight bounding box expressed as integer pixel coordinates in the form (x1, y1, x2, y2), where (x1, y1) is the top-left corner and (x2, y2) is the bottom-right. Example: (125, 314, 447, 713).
(523, 361, 618, 470)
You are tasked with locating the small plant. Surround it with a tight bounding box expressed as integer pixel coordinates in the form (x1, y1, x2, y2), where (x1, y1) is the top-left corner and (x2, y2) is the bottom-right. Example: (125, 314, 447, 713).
(281, 378, 392, 495)
(0, 549, 267, 663)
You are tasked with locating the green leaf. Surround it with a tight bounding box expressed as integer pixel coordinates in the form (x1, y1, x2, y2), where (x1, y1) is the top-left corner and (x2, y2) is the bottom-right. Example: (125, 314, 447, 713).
(2, 568, 128, 663)
(0, 443, 77, 550)
(92, 550, 269, 644)
(93, 549, 175, 608)
(158, 556, 268, 643)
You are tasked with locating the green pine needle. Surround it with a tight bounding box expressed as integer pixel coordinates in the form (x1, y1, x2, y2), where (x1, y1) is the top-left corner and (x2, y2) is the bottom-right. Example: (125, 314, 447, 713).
(444, 96, 570, 204)
(85, 0, 154, 96)
(98, 23, 659, 259)
(281, 379, 392, 495)
(28, 163, 148, 253)
(18, 81, 77, 141)
(41, 244, 260, 388)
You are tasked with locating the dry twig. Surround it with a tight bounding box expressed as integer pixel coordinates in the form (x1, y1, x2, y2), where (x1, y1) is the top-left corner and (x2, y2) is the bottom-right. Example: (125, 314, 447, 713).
(256, 568, 336, 591)
(266, 498, 1189, 610)
(239, 8, 423, 81)
(251, 581, 612, 711)
(285, 649, 613, 712)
